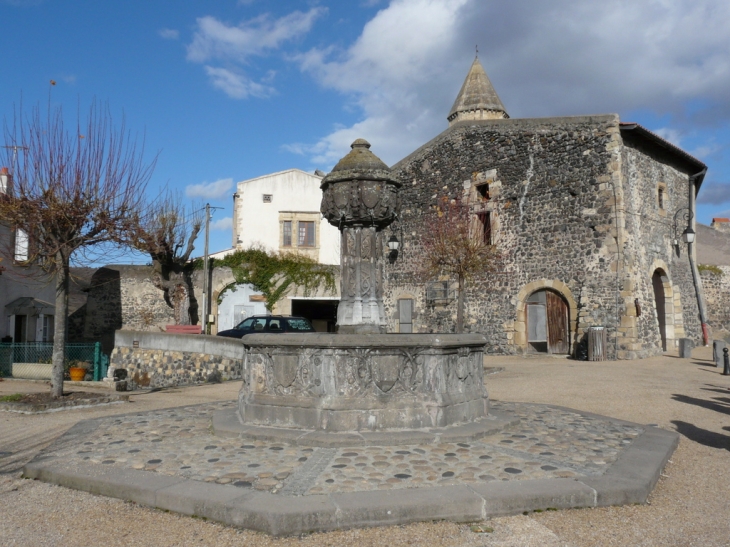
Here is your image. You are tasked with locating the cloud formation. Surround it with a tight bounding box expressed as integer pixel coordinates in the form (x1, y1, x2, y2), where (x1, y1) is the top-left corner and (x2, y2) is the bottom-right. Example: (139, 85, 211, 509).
(210, 217, 233, 231)
(159, 28, 179, 40)
(187, 8, 325, 98)
(185, 178, 233, 200)
(697, 181, 730, 205)
(291, 0, 730, 167)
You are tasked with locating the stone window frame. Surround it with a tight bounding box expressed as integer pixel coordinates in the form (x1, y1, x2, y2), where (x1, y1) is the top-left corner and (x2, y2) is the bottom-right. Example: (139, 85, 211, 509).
(465, 169, 500, 246)
(279, 212, 321, 257)
(656, 183, 667, 216)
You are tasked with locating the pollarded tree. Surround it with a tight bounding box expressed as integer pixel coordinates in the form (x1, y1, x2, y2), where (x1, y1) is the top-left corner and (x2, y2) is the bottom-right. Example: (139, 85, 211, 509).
(0, 101, 156, 397)
(127, 191, 202, 325)
(420, 197, 500, 333)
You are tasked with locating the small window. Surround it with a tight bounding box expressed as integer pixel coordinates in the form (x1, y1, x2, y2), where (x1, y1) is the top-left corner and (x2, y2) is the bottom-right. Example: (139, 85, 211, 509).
(282, 221, 292, 247)
(476, 211, 492, 244)
(298, 221, 315, 247)
(398, 299, 413, 333)
(476, 183, 490, 201)
(658, 187, 665, 210)
(263, 194, 273, 203)
(14, 229, 28, 261)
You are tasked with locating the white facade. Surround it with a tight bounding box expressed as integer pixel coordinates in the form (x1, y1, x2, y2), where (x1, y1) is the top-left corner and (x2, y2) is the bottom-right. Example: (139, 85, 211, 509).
(0, 169, 57, 343)
(232, 169, 340, 265)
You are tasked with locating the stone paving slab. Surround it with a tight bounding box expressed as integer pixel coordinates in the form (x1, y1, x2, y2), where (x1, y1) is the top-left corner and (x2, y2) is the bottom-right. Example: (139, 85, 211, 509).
(22, 399, 679, 536)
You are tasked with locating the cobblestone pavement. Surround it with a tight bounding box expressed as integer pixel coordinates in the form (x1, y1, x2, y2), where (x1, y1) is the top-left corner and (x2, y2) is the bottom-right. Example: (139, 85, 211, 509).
(43, 400, 643, 495)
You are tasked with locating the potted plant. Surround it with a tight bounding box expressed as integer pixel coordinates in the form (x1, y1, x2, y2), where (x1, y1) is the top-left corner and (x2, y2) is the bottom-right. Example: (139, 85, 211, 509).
(67, 360, 90, 382)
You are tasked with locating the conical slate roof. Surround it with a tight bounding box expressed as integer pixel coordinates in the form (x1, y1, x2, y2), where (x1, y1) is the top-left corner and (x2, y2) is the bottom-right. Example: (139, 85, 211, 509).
(447, 56, 508, 124)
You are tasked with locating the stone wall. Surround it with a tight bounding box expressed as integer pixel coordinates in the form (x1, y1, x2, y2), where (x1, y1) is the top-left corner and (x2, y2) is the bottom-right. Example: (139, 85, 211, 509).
(110, 330, 244, 389)
(384, 115, 701, 359)
(701, 266, 730, 341)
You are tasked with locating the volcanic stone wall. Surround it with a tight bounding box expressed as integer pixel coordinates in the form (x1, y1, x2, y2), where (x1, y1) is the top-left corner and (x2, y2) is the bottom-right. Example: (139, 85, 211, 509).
(701, 266, 730, 341)
(384, 114, 700, 359)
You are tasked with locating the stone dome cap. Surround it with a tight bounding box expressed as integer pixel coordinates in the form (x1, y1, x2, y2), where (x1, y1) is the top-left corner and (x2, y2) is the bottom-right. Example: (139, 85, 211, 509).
(321, 139, 401, 188)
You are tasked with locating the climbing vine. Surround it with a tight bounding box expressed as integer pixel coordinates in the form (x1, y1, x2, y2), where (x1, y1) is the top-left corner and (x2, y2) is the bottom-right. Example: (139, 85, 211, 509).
(211, 248, 337, 311)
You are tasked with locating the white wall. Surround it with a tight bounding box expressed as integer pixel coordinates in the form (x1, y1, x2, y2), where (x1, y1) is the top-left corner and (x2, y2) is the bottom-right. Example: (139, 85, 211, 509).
(233, 169, 340, 265)
(217, 283, 267, 331)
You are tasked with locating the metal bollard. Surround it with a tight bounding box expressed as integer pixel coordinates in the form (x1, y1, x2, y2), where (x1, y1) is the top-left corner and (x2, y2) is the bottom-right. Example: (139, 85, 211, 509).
(724, 348, 730, 376)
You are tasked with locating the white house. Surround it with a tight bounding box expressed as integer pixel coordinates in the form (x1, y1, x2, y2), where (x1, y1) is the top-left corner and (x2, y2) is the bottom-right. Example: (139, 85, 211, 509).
(211, 169, 340, 332)
(231, 168, 340, 265)
(0, 167, 57, 344)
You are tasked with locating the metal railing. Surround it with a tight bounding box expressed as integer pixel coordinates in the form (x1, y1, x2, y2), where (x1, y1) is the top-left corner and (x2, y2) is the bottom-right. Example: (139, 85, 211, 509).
(0, 342, 108, 381)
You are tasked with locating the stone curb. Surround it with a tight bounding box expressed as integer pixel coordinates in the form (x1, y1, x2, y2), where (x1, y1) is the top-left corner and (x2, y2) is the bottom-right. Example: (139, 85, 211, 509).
(212, 409, 520, 447)
(0, 394, 129, 414)
(22, 407, 679, 536)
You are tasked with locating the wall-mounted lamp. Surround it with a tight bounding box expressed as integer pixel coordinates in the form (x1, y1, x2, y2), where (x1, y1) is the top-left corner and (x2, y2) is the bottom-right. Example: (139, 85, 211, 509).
(387, 234, 400, 263)
(672, 207, 694, 255)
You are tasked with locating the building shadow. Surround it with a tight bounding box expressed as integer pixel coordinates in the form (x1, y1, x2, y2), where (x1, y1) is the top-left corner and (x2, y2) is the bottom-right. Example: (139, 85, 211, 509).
(701, 384, 730, 395)
(671, 393, 730, 416)
(671, 420, 730, 451)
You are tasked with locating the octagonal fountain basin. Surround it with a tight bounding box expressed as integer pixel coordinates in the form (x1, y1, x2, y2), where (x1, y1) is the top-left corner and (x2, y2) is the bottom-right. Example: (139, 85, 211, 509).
(238, 333, 489, 433)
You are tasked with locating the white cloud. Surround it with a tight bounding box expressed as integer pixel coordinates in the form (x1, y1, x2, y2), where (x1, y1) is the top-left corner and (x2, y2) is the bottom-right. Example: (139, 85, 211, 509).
(187, 8, 325, 99)
(187, 9, 325, 63)
(185, 178, 233, 200)
(291, 0, 730, 167)
(159, 28, 179, 40)
(654, 128, 684, 147)
(204, 66, 274, 99)
(210, 217, 233, 231)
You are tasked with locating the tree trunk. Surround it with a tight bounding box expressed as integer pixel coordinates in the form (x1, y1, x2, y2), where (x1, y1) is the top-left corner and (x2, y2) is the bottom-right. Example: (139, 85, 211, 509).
(456, 274, 465, 334)
(51, 251, 70, 398)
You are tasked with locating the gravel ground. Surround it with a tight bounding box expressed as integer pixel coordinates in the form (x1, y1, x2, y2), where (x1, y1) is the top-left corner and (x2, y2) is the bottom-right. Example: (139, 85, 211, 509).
(1, 347, 729, 546)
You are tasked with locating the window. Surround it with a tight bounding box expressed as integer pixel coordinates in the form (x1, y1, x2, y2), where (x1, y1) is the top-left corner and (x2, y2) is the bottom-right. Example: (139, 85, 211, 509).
(476, 211, 492, 244)
(42, 316, 54, 342)
(14, 229, 28, 261)
(658, 187, 665, 210)
(298, 221, 315, 247)
(282, 221, 292, 247)
(263, 194, 273, 203)
(476, 183, 490, 201)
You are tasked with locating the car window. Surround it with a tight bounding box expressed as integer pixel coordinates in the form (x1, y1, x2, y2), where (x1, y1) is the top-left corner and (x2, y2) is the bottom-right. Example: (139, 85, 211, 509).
(268, 319, 282, 331)
(236, 318, 255, 329)
(285, 318, 314, 332)
(252, 318, 267, 331)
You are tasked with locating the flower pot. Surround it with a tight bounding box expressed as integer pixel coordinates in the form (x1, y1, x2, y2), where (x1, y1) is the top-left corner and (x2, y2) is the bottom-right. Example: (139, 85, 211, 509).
(69, 367, 86, 382)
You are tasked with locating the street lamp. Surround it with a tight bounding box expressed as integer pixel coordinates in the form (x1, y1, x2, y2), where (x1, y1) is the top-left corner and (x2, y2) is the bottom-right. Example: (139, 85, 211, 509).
(387, 234, 400, 263)
(672, 207, 694, 254)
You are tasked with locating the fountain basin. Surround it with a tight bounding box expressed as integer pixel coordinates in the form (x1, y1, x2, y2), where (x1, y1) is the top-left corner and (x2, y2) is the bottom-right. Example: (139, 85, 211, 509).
(238, 333, 488, 432)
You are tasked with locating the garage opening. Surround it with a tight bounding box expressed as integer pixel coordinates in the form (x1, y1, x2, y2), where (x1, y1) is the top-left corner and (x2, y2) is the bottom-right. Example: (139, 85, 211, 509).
(291, 299, 338, 332)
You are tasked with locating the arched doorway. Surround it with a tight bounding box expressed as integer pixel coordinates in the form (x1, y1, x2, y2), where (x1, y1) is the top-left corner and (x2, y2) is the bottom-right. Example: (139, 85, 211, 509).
(526, 289, 570, 354)
(652, 270, 667, 351)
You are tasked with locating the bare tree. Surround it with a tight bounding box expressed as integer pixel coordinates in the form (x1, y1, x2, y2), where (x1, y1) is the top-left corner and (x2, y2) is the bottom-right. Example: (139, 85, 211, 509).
(420, 197, 500, 333)
(0, 101, 156, 397)
(127, 192, 202, 325)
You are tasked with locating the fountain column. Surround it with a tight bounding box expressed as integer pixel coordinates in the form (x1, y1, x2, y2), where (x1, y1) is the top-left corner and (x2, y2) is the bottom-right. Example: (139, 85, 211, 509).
(320, 139, 401, 334)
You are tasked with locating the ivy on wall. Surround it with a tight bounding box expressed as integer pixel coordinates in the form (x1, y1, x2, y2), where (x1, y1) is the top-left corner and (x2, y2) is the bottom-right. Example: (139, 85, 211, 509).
(210, 248, 337, 311)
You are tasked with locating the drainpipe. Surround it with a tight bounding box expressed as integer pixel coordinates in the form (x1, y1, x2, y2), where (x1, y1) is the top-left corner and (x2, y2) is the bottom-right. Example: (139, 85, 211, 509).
(687, 168, 709, 345)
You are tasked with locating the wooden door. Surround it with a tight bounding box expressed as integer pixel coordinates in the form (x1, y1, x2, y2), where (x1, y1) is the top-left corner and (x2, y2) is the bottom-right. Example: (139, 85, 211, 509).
(652, 271, 667, 351)
(546, 291, 569, 354)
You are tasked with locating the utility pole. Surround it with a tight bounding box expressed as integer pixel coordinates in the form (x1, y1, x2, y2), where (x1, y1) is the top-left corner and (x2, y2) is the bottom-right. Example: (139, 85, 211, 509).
(202, 203, 210, 335)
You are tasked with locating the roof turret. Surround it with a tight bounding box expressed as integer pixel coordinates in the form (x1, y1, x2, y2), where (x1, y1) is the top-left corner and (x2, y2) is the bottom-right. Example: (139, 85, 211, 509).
(447, 56, 508, 125)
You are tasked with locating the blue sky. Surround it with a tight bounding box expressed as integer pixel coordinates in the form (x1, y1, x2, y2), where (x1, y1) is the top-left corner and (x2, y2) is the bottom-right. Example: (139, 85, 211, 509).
(2, 0, 729, 260)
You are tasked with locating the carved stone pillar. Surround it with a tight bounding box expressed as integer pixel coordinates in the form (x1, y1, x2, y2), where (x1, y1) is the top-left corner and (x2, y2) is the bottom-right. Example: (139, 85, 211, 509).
(320, 139, 401, 334)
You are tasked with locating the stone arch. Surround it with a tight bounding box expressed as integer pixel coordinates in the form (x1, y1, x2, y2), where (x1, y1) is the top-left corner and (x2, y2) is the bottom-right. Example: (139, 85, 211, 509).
(512, 280, 578, 354)
(649, 259, 684, 350)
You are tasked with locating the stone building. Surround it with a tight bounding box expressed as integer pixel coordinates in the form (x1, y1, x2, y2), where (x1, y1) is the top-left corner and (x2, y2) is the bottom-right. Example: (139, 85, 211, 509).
(384, 57, 708, 359)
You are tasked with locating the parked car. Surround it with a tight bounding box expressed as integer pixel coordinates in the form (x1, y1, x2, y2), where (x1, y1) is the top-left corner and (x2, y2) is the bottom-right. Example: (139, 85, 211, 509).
(216, 315, 316, 338)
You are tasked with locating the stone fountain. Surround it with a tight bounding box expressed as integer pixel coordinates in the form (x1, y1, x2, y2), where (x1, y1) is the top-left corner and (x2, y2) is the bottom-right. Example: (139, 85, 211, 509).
(235, 140, 494, 443)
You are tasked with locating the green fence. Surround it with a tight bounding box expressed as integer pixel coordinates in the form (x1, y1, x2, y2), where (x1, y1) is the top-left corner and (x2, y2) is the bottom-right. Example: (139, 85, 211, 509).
(0, 342, 109, 381)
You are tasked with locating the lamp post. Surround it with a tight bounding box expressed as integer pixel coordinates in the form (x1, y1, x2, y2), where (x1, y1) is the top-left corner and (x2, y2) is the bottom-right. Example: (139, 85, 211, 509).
(672, 207, 694, 252)
(387, 234, 400, 263)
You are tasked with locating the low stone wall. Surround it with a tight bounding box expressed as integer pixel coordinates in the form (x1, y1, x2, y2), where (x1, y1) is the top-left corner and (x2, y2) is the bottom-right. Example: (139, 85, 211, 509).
(110, 331, 245, 389)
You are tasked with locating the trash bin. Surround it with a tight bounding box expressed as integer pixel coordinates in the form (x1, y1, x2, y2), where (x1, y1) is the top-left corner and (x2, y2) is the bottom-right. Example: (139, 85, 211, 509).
(588, 326, 607, 361)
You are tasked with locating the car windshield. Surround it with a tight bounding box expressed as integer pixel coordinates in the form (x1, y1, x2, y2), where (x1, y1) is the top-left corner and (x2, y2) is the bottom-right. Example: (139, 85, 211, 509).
(236, 318, 255, 329)
(286, 318, 314, 331)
